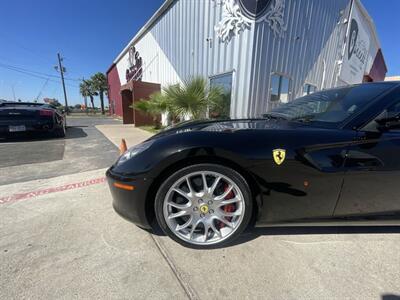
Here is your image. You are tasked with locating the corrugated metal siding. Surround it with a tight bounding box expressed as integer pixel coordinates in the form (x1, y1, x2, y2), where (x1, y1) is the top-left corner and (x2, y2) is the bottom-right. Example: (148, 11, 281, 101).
(120, 0, 255, 119)
(115, 0, 354, 118)
(249, 0, 351, 115)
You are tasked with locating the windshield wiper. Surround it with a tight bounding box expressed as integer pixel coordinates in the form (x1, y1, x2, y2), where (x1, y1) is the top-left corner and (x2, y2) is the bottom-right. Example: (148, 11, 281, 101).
(290, 115, 316, 123)
(263, 113, 289, 121)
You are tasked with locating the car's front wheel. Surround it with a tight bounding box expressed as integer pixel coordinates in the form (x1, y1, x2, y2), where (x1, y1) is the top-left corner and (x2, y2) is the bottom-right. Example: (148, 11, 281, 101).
(155, 164, 253, 249)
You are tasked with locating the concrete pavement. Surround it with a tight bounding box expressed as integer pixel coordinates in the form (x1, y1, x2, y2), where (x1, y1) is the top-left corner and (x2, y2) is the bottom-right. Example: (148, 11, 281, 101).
(97, 123, 400, 300)
(95, 124, 152, 149)
(0, 169, 186, 300)
(1, 118, 399, 299)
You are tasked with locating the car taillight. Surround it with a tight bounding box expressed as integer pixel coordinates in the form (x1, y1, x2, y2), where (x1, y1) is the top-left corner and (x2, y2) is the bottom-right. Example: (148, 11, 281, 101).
(40, 109, 54, 117)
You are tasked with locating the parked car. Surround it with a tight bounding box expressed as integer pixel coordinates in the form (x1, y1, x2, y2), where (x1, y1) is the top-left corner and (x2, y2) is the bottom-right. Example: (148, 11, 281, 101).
(0, 102, 66, 138)
(107, 82, 400, 249)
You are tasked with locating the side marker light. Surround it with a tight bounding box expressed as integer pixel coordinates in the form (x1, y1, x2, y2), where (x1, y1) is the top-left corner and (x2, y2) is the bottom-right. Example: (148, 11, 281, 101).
(114, 182, 135, 191)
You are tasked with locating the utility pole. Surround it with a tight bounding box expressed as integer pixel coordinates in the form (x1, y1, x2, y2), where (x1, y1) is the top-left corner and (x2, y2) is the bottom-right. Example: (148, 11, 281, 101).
(11, 84, 16, 101)
(57, 53, 69, 114)
(82, 77, 88, 115)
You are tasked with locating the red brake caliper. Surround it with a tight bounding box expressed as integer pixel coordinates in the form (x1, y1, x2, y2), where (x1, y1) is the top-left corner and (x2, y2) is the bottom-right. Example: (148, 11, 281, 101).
(219, 184, 235, 229)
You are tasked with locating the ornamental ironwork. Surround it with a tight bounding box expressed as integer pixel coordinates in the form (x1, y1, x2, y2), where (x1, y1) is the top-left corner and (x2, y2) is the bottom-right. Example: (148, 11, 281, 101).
(215, 0, 287, 43)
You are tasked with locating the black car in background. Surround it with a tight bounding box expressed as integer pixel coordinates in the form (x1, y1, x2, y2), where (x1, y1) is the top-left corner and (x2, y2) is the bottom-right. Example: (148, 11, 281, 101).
(0, 102, 66, 138)
(107, 82, 400, 249)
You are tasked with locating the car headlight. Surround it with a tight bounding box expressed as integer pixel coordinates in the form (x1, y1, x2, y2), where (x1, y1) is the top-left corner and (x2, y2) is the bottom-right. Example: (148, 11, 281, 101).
(117, 140, 155, 165)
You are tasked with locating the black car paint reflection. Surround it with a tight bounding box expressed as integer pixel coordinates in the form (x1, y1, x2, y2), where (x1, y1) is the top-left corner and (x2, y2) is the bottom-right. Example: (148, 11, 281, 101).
(107, 82, 400, 229)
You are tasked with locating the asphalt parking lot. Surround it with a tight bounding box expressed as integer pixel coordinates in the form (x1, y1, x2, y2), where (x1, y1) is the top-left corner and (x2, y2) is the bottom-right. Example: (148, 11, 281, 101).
(0, 116, 399, 299)
(0, 117, 119, 185)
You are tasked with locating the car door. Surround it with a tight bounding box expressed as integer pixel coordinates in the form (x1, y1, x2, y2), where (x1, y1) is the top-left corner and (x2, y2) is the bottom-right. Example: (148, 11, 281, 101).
(252, 128, 356, 224)
(334, 100, 400, 218)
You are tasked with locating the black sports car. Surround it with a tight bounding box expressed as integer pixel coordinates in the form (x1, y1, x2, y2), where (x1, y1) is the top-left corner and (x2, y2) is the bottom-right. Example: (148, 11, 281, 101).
(107, 82, 400, 248)
(0, 102, 66, 138)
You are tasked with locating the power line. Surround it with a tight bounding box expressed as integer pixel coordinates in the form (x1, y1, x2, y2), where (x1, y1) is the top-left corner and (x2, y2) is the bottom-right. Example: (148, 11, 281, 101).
(0, 32, 55, 64)
(35, 78, 50, 102)
(0, 63, 80, 88)
(0, 61, 81, 82)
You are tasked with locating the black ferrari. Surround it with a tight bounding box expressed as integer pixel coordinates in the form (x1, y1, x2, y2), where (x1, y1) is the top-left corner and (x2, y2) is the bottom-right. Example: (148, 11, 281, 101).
(107, 82, 400, 248)
(0, 102, 66, 138)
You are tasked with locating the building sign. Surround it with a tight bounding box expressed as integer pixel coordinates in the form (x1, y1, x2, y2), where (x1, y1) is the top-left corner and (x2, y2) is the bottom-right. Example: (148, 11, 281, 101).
(339, 4, 370, 85)
(215, 0, 287, 43)
(125, 46, 143, 82)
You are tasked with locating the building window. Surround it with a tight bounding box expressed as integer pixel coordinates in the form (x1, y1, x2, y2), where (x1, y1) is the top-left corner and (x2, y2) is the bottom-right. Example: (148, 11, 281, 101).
(270, 73, 291, 103)
(210, 72, 233, 119)
(303, 83, 317, 96)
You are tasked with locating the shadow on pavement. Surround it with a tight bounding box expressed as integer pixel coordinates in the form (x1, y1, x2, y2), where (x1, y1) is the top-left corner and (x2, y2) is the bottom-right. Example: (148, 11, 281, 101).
(148, 222, 400, 249)
(382, 295, 400, 300)
(0, 126, 87, 143)
(64, 126, 88, 139)
(231, 226, 400, 247)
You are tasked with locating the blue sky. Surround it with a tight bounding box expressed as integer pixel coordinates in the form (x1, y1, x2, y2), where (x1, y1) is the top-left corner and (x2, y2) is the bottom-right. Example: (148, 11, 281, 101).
(362, 0, 400, 76)
(0, 0, 398, 105)
(0, 0, 164, 105)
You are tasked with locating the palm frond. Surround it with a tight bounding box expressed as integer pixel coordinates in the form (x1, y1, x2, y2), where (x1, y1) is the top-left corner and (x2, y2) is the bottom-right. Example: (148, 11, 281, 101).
(133, 100, 152, 114)
(91, 72, 108, 91)
(164, 77, 211, 119)
(79, 80, 97, 97)
(141, 76, 228, 122)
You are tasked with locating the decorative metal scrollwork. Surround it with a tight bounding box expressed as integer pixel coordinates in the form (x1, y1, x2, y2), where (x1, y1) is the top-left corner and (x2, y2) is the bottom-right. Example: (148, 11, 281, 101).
(215, 0, 287, 43)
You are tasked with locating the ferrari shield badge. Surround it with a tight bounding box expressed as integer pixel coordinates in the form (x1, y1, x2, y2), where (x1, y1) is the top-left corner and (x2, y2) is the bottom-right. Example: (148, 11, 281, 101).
(273, 149, 286, 165)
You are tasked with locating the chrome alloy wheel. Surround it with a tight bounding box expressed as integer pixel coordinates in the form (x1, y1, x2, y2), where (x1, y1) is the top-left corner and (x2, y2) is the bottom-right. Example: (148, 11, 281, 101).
(163, 171, 245, 246)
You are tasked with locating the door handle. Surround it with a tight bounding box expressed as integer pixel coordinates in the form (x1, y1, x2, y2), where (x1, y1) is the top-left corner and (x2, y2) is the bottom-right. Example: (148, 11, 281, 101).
(352, 135, 367, 142)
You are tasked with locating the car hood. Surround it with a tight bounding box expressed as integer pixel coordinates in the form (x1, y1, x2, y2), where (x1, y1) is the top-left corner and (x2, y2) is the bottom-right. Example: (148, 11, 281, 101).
(149, 118, 302, 140)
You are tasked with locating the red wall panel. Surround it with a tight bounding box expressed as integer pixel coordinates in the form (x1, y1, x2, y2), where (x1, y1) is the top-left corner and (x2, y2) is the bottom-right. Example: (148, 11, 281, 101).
(107, 64, 123, 117)
(368, 49, 387, 82)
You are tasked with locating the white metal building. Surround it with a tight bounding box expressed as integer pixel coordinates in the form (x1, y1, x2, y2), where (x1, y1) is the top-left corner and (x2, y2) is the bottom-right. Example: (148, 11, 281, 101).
(107, 0, 387, 121)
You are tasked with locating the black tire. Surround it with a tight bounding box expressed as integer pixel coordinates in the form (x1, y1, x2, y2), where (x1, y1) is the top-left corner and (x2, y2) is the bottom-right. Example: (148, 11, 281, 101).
(53, 123, 66, 138)
(154, 163, 253, 249)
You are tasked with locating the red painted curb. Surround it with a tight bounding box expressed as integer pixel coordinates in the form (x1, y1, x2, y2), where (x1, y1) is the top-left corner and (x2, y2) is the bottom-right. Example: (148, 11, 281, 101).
(0, 177, 107, 205)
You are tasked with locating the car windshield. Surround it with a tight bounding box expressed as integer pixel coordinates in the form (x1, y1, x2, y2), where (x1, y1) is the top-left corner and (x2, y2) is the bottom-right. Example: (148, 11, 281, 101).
(268, 84, 390, 124)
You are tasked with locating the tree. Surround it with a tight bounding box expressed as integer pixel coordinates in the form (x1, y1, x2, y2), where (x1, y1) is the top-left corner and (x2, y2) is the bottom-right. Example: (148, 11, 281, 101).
(134, 76, 225, 126)
(164, 76, 224, 119)
(91, 72, 108, 115)
(43, 98, 61, 107)
(133, 92, 171, 128)
(79, 80, 98, 112)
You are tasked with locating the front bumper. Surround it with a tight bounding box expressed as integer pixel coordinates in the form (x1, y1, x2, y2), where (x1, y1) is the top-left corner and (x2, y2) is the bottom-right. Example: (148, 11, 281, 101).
(106, 168, 154, 229)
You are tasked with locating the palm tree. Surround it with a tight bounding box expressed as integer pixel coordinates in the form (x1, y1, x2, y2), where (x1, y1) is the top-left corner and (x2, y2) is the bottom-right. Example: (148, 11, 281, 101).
(164, 76, 224, 119)
(133, 92, 171, 128)
(91, 72, 108, 115)
(135, 76, 226, 126)
(79, 80, 98, 112)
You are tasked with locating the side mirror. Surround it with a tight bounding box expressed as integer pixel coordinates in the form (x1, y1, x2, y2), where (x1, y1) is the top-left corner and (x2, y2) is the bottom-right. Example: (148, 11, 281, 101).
(376, 113, 400, 131)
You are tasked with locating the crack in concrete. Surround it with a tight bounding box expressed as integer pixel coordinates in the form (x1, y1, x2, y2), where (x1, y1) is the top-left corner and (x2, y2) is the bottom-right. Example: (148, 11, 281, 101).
(150, 235, 200, 300)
